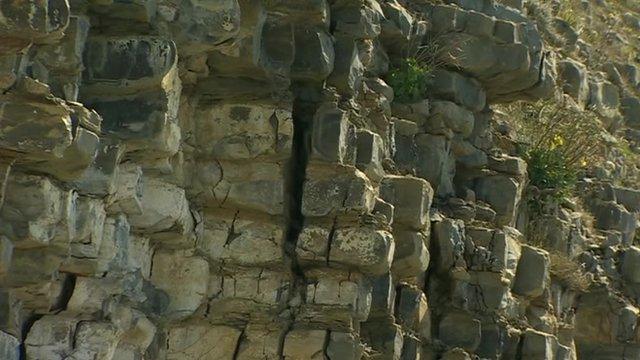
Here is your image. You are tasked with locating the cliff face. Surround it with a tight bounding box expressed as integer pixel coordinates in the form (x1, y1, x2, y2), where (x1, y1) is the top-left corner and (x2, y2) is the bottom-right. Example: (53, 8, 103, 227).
(1, 0, 640, 359)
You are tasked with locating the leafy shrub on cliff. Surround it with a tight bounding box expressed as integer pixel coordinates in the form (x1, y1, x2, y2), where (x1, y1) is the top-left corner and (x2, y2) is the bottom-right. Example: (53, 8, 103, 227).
(386, 33, 461, 103)
(386, 58, 432, 103)
(526, 147, 578, 195)
(503, 98, 607, 195)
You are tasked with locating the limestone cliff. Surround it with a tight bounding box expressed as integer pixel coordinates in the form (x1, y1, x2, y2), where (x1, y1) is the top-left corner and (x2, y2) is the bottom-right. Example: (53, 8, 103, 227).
(1, 0, 640, 359)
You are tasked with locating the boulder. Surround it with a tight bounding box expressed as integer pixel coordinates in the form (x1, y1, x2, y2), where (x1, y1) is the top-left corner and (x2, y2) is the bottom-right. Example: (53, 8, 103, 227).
(512, 245, 549, 298)
(558, 59, 589, 107)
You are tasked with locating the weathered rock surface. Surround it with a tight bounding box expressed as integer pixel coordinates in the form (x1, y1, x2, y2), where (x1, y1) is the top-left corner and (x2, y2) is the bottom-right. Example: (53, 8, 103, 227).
(0, 1, 638, 359)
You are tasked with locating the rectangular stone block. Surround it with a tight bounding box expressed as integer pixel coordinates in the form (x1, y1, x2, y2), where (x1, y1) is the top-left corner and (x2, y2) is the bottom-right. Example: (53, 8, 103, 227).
(302, 165, 376, 217)
(438, 311, 481, 352)
(395, 285, 430, 340)
(310, 104, 357, 164)
(190, 160, 286, 215)
(468, 272, 511, 311)
(235, 324, 284, 360)
(361, 321, 404, 360)
(369, 273, 396, 318)
(198, 212, 285, 267)
(150, 250, 209, 320)
(0, 331, 19, 360)
(427, 69, 486, 112)
(72, 139, 125, 196)
(70, 197, 106, 258)
(194, 101, 293, 160)
(128, 177, 193, 234)
(302, 269, 371, 326)
(475, 174, 522, 226)
(127, 236, 152, 279)
(356, 129, 385, 182)
(391, 230, 430, 281)
(380, 175, 433, 230)
(0, 98, 73, 159)
(166, 323, 242, 360)
(415, 133, 456, 197)
(61, 215, 130, 276)
(298, 224, 394, 274)
(25, 316, 77, 359)
(521, 329, 556, 360)
(512, 245, 549, 298)
(82, 37, 177, 93)
(0, 173, 70, 249)
(291, 29, 335, 80)
(106, 163, 143, 215)
(283, 329, 327, 359)
(207, 268, 289, 322)
(432, 218, 467, 274)
(327, 332, 364, 360)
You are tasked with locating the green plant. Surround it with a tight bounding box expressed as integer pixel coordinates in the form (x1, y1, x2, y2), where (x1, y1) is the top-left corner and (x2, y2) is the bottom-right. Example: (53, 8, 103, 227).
(386, 24, 463, 103)
(386, 58, 432, 103)
(526, 147, 577, 195)
(500, 98, 607, 196)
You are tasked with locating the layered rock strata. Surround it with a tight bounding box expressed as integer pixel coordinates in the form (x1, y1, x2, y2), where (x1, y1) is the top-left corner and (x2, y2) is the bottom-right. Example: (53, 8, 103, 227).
(0, 1, 639, 360)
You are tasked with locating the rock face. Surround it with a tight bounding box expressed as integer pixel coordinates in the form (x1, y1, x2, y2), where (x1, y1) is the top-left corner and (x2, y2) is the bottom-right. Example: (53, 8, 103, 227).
(0, 1, 639, 360)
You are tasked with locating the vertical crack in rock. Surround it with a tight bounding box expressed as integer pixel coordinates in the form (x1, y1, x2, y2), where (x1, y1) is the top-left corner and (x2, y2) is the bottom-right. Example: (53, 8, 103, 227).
(322, 329, 332, 360)
(224, 210, 241, 247)
(19, 314, 43, 360)
(50, 273, 77, 312)
(231, 327, 246, 360)
(279, 81, 322, 359)
(514, 333, 525, 360)
(326, 216, 338, 266)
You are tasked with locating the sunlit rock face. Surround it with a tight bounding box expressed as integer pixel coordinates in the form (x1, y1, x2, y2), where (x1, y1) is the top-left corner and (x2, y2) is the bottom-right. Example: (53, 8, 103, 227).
(1, 0, 640, 359)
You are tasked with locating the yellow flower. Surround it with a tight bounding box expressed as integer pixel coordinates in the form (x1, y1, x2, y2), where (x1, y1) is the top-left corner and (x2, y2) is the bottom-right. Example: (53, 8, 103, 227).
(550, 134, 565, 149)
